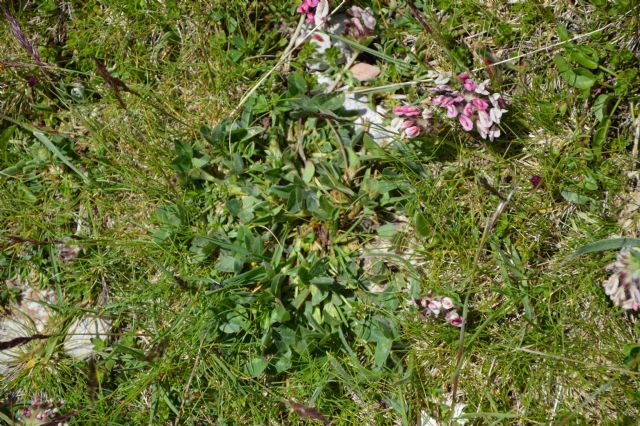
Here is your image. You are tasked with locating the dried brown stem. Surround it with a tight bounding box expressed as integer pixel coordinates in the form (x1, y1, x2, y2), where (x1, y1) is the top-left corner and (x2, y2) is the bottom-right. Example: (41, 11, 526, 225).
(0, 333, 51, 351)
(93, 58, 139, 109)
(1, 3, 45, 66)
(407, 2, 432, 33)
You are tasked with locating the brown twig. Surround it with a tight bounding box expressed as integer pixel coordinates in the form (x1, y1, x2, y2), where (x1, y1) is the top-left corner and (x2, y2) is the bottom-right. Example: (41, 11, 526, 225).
(0, 333, 51, 350)
(478, 176, 506, 201)
(407, 2, 432, 33)
(93, 58, 139, 109)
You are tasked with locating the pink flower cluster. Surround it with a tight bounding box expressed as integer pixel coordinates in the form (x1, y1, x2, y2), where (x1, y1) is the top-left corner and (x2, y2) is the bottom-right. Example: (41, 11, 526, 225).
(392, 105, 432, 139)
(20, 394, 67, 425)
(431, 72, 507, 141)
(392, 72, 508, 141)
(409, 291, 463, 327)
(297, 0, 322, 23)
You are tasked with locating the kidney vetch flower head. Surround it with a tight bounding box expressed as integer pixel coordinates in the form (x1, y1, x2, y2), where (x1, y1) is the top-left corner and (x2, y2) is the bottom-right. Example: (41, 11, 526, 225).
(390, 71, 508, 141)
(603, 247, 640, 311)
(409, 290, 463, 327)
(430, 71, 508, 141)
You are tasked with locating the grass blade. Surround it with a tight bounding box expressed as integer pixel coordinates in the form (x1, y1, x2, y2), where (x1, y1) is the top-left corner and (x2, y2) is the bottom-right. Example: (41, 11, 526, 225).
(322, 32, 416, 71)
(572, 237, 640, 257)
(33, 131, 89, 182)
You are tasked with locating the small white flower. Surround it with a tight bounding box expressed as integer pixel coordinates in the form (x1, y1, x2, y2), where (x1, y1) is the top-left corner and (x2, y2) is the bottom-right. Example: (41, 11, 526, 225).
(474, 80, 490, 95)
(489, 93, 503, 107)
(314, 0, 330, 27)
(427, 300, 442, 316)
(488, 126, 501, 141)
(441, 297, 454, 310)
(489, 107, 507, 123)
(477, 110, 492, 128)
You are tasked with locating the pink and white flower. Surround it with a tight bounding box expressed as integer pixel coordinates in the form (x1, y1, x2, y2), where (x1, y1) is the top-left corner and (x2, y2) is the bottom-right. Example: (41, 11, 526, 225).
(393, 105, 421, 116)
(412, 292, 463, 327)
(458, 114, 474, 131)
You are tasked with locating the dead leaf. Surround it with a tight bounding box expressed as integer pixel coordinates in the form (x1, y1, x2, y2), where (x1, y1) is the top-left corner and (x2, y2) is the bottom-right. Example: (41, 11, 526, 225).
(349, 62, 380, 81)
(285, 400, 330, 425)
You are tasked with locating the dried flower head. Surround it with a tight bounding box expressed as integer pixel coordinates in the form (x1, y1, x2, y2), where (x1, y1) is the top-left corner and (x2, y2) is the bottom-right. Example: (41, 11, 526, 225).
(345, 6, 376, 39)
(17, 394, 68, 426)
(603, 247, 640, 311)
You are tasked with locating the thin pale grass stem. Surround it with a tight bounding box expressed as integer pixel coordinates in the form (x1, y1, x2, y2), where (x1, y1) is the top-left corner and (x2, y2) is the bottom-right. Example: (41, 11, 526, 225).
(450, 191, 514, 417)
(514, 347, 640, 376)
(175, 336, 205, 426)
(327, 50, 360, 93)
(632, 102, 639, 167)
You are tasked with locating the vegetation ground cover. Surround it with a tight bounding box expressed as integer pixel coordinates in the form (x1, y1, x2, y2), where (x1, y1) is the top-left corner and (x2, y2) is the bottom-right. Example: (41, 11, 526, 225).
(1, 1, 639, 424)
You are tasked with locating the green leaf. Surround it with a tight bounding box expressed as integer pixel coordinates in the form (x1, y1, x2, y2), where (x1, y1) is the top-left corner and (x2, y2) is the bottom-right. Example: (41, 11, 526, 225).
(592, 118, 610, 159)
(377, 223, 399, 239)
(623, 344, 640, 370)
(269, 304, 291, 325)
(171, 140, 193, 174)
(413, 210, 429, 237)
(555, 56, 595, 90)
(557, 24, 570, 42)
(593, 94, 612, 121)
(560, 190, 592, 205)
(245, 356, 269, 377)
(614, 69, 638, 95)
(374, 338, 392, 368)
(200, 119, 230, 146)
(572, 68, 597, 90)
(221, 309, 249, 334)
(310, 285, 328, 306)
(274, 351, 292, 373)
(287, 71, 307, 97)
(569, 48, 599, 70)
(0, 124, 15, 153)
(156, 204, 183, 227)
(317, 92, 345, 111)
(554, 55, 572, 73)
(302, 161, 315, 183)
(572, 238, 640, 257)
(33, 132, 88, 182)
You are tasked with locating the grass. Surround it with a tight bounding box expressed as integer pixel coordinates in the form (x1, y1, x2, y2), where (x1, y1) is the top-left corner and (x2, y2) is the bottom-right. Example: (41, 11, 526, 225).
(1, 0, 640, 424)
